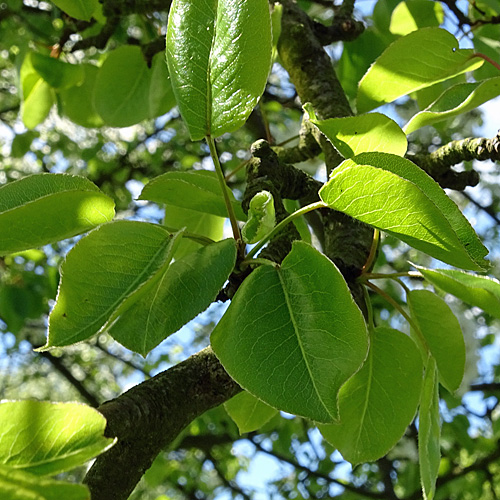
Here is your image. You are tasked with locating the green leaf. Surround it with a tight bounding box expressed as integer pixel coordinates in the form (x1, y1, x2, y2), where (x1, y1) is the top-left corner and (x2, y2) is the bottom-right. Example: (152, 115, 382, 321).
(319, 152, 489, 271)
(0, 466, 89, 500)
(320, 327, 423, 465)
(473, 24, 500, 80)
(242, 191, 276, 244)
(225, 392, 279, 434)
(0, 174, 115, 256)
(211, 241, 368, 423)
(163, 204, 225, 259)
(109, 239, 237, 356)
(51, 0, 97, 21)
(305, 104, 407, 157)
(404, 77, 500, 133)
(140, 170, 247, 221)
(336, 28, 388, 101)
(166, 0, 272, 140)
(94, 46, 176, 127)
(408, 290, 465, 392)
(20, 53, 55, 129)
(10, 131, 39, 158)
(44, 222, 182, 348)
(415, 265, 500, 319)
(389, 0, 444, 36)
(31, 52, 84, 89)
(0, 401, 115, 475)
(419, 357, 441, 500)
(60, 64, 104, 128)
(357, 28, 483, 113)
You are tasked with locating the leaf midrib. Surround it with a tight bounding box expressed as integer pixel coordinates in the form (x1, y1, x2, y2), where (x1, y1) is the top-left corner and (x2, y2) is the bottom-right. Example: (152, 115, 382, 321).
(277, 270, 335, 421)
(54, 231, 173, 345)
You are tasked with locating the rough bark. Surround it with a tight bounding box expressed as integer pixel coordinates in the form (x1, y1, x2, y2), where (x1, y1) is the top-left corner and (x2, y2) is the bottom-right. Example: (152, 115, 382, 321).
(277, 0, 374, 312)
(84, 347, 241, 500)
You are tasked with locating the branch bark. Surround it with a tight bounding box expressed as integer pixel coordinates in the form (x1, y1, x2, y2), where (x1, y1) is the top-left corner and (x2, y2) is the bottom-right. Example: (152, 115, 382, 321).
(83, 347, 240, 500)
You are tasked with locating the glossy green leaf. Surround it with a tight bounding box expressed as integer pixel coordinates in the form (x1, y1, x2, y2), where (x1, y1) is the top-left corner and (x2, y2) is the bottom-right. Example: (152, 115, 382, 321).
(225, 391, 279, 434)
(31, 52, 84, 89)
(242, 191, 275, 244)
(0, 466, 89, 500)
(305, 104, 407, 157)
(319, 152, 489, 271)
(409, 290, 465, 392)
(51, 0, 97, 21)
(20, 53, 55, 129)
(389, 0, 444, 36)
(109, 239, 237, 356)
(166, 0, 272, 140)
(357, 28, 483, 113)
(337, 28, 388, 101)
(419, 357, 441, 500)
(140, 170, 247, 221)
(94, 47, 176, 127)
(0, 174, 115, 256)
(44, 222, 182, 348)
(320, 327, 423, 465)
(211, 241, 368, 423)
(415, 265, 500, 319)
(404, 77, 500, 133)
(60, 64, 104, 128)
(0, 401, 115, 475)
(163, 204, 225, 259)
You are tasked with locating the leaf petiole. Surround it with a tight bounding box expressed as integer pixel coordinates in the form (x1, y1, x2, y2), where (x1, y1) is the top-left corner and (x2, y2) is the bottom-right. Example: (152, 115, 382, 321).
(365, 280, 429, 355)
(206, 135, 243, 249)
(245, 201, 327, 261)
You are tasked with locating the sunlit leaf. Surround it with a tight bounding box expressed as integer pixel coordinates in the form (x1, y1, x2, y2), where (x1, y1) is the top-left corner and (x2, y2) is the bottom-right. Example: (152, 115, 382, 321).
(44, 222, 182, 348)
(140, 170, 247, 221)
(319, 152, 488, 271)
(415, 265, 500, 319)
(31, 52, 84, 89)
(404, 77, 500, 133)
(409, 290, 465, 392)
(320, 327, 423, 464)
(163, 204, 226, 259)
(225, 391, 278, 434)
(0, 174, 115, 256)
(166, 0, 272, 140)
(389, 0, 444, 36)
(94, 46, 175, 127)
(60, 64, 104, 128)
(419, 357, 441, 500)
(109, 239, 237, 356)
(0, 466, 89, 500)
(357, 28, 483, 113)
(306, 104, 407, 157)
(20, 53, 55, 129)
(0, 401, 115, 476)
(51, 0, 97, 20)
(211, 241, 368, 423)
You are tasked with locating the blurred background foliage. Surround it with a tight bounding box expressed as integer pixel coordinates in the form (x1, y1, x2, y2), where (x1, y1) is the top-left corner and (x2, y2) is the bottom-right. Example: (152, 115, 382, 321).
(1, 0, 500, 498)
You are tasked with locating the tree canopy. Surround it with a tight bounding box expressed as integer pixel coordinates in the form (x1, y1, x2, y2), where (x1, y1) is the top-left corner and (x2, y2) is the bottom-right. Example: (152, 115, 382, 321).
(1, 0, 500, 499)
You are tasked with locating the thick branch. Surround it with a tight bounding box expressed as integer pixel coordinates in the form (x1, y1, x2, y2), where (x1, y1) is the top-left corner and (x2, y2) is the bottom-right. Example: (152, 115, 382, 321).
(277, 0, 373, 311)
(408, 133, 500, 190)
(84, 347, 240, 500)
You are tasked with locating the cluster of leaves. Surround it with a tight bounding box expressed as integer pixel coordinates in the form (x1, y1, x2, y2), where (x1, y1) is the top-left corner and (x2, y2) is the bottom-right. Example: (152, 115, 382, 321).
(1, 0, 500, 499)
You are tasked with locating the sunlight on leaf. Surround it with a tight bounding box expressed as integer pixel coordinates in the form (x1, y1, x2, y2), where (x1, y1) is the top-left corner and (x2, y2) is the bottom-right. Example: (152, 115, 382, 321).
(212, 241, 368, 423)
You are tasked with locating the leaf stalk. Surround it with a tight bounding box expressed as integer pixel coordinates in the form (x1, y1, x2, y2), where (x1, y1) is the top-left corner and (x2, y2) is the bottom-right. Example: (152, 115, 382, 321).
(245, 201, 327, 261)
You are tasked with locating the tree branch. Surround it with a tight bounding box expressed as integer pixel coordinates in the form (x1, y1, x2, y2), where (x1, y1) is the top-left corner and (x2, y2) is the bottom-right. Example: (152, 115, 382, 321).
(277, 0, 373, 313)
(408, 132, 500, 190)
(83, 347, 241, 500)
